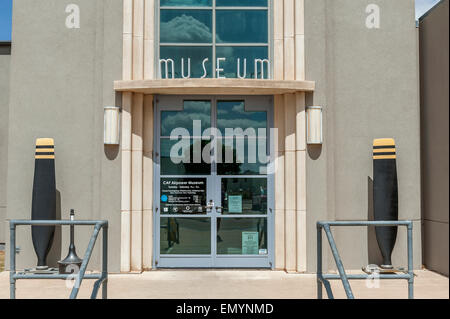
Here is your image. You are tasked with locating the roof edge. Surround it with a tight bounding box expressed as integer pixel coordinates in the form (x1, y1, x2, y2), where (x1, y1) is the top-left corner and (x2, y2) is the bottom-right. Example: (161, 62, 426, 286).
(419, 0, 447, 22)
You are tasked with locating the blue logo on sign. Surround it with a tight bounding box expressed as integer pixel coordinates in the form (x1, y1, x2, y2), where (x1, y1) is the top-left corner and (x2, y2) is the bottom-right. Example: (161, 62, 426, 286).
(161, 195, 168, 202)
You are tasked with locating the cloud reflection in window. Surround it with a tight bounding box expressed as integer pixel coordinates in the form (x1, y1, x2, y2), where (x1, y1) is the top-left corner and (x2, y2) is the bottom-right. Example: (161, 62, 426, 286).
(161, 11, 212, 43)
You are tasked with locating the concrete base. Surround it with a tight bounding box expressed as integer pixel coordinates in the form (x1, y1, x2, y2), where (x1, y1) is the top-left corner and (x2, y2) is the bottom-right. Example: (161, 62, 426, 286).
(0, 269, 447, 299)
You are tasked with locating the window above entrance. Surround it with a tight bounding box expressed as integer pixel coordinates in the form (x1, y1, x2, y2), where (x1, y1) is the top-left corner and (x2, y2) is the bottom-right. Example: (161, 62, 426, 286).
(158, 0, 271, 79)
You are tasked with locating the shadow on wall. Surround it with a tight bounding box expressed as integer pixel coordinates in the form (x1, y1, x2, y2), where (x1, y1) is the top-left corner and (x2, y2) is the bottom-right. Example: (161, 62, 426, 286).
(367, 177, 384, 265)
(307, 145, 322, 160)
(46, 190, 61, 268)
(105, 145, 119, 160)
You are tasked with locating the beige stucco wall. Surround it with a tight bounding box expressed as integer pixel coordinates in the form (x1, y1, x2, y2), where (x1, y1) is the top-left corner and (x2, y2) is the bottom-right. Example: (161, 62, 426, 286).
(304, 0, 422, 271)
(6, 0, 123, 272)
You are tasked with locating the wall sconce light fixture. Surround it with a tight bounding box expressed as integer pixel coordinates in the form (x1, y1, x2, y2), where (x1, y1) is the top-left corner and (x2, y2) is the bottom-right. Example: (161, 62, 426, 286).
(104, 106, 120, 145)
(306, 106, 323, 145)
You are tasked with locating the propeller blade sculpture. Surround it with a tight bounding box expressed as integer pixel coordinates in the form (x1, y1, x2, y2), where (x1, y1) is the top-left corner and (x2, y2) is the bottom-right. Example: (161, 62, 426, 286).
(31, 138, 56, 270)
(373, 138, 399, 269)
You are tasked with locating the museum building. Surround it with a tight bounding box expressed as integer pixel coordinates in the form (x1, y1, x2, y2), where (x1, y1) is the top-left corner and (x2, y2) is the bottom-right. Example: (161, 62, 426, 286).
(0, 0, 424, 273)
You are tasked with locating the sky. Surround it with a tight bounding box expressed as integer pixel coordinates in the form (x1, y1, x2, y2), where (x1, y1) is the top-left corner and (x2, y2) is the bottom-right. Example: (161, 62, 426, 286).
(0, 0, 12, 41)
(0, 0, 444, 41)
(416, 0, 442, 19)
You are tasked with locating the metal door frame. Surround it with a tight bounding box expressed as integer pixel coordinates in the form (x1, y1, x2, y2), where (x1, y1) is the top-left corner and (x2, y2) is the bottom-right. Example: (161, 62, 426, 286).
(153, 95, 274, 269)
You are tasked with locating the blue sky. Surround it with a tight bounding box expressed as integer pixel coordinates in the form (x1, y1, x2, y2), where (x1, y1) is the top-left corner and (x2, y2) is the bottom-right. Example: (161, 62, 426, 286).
(416, 0, 442, 19)
(0, 0, 443, 41)
(0, 0, 12, 41)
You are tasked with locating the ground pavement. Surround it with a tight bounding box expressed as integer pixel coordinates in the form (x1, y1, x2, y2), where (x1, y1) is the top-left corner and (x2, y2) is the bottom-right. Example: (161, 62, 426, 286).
(0, 269, 448, 299)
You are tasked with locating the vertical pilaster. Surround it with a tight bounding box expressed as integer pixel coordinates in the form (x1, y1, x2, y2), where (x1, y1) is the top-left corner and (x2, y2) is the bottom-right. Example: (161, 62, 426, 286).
(131, 93, 144, 271)
(144, 0, 155, 79)
(296, 93, 307, 272)
(142, 95, 154, 270)
(274, 95, 285, 269)
(123, 0, 133, 81)
(133, 0, 145, 80)
(284, 0, 295, 80)
(295, 0, 305, 80)
(274, 0, 284, 80)
(120, 92, 133, 272)
(284, 93, 297, 271)
(130, 0, 145, 272)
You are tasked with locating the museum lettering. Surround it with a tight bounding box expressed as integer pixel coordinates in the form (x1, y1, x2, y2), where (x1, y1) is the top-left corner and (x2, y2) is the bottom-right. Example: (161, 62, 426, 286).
(159, 57, 271, 79)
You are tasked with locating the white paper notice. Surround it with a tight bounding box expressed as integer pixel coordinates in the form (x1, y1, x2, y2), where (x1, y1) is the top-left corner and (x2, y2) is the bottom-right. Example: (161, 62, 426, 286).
(228, 195, 243, 213)
(242, 232, 259, 255)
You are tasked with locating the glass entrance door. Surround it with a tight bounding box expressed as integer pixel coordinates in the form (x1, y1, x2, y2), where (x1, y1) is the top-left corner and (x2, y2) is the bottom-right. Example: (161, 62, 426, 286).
(154, 96, 274, 268)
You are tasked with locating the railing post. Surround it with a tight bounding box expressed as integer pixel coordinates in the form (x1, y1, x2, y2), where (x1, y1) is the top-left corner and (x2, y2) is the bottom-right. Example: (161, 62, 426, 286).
(317, 223, 323, 299)
(102, 223, 108, 299)
(407, 222, 414, 299)
(9, 222, 16, 299)
(69, 225, 101, 299)
(323, 224, 354, 299)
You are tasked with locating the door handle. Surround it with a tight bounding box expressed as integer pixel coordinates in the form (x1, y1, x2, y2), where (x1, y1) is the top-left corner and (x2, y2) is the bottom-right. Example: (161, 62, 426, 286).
(215, 206, 223, 213)
(206, 200, 214, 211)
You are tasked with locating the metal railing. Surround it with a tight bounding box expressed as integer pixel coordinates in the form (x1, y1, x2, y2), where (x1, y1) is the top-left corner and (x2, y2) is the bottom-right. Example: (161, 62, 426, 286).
(316, 220, 414, 299)
(9, 220, 108, 299)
